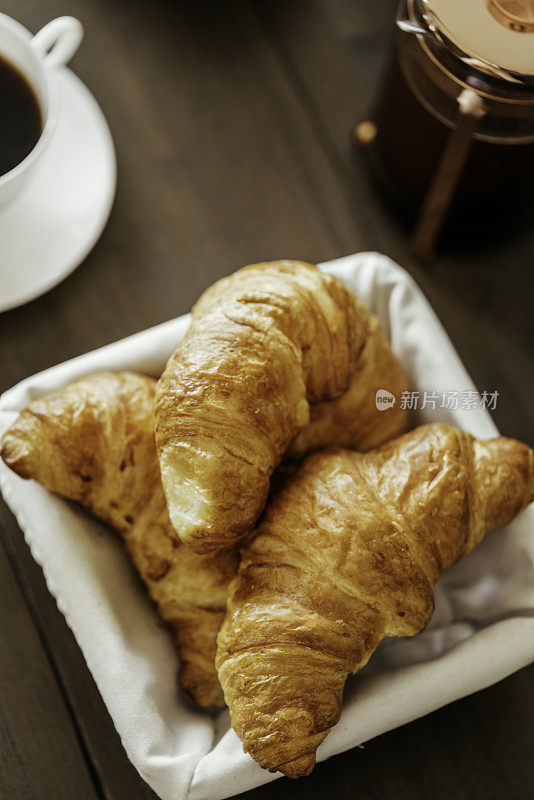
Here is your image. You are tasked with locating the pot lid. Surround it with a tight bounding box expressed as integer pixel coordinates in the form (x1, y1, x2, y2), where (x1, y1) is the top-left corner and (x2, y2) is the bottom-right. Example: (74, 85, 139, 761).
(419, 0, 534, 77)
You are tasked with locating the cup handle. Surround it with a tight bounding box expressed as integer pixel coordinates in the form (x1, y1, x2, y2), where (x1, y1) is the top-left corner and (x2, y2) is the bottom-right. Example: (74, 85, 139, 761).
(31, 16, 84, 69)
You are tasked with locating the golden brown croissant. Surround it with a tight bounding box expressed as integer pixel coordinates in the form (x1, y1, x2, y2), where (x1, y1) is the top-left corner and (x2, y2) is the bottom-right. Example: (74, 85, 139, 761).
(217, 423, 534, 777)
(155, 260, 407, 553)
(0, 371, 238, 708)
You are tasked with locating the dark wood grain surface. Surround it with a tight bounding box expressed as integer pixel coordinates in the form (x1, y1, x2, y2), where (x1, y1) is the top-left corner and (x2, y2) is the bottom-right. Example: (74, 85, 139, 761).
(0, 1, 532, 798)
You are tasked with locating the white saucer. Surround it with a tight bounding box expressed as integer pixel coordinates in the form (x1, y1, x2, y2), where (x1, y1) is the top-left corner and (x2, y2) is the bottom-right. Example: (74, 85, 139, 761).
(0, 67, 116, 313)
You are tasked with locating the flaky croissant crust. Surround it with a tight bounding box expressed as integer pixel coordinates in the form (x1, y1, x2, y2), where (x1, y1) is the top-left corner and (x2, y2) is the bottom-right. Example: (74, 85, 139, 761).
(155, 260, 407, 553)
(217, 423, 534, 777)
(1, 371, 237, 708)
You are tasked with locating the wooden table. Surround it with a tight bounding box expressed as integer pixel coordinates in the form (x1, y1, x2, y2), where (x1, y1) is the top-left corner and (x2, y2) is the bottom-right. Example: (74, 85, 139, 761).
(1, 1, 533, 798)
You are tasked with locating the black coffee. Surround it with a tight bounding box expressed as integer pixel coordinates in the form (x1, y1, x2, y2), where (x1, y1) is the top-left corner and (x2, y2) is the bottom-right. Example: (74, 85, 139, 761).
(0, 53, 42, 177)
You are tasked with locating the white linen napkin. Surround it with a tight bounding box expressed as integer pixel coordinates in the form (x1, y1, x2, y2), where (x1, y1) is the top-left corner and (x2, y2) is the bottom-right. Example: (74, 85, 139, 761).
(1, 252, 533, 800)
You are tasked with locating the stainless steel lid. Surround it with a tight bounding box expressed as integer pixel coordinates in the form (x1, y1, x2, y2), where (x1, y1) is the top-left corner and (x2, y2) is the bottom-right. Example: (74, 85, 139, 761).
(418, 0, 534, 78)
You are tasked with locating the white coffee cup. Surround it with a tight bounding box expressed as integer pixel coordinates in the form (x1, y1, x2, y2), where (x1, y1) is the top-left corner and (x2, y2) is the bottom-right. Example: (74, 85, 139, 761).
(0, 14, 83, 208)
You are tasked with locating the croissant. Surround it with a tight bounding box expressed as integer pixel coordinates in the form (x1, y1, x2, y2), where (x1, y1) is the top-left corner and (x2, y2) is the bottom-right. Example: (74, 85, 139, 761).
(0, 371, 238, 708)
(155, 260, 407, 552)
(217, 423, 534, 777)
